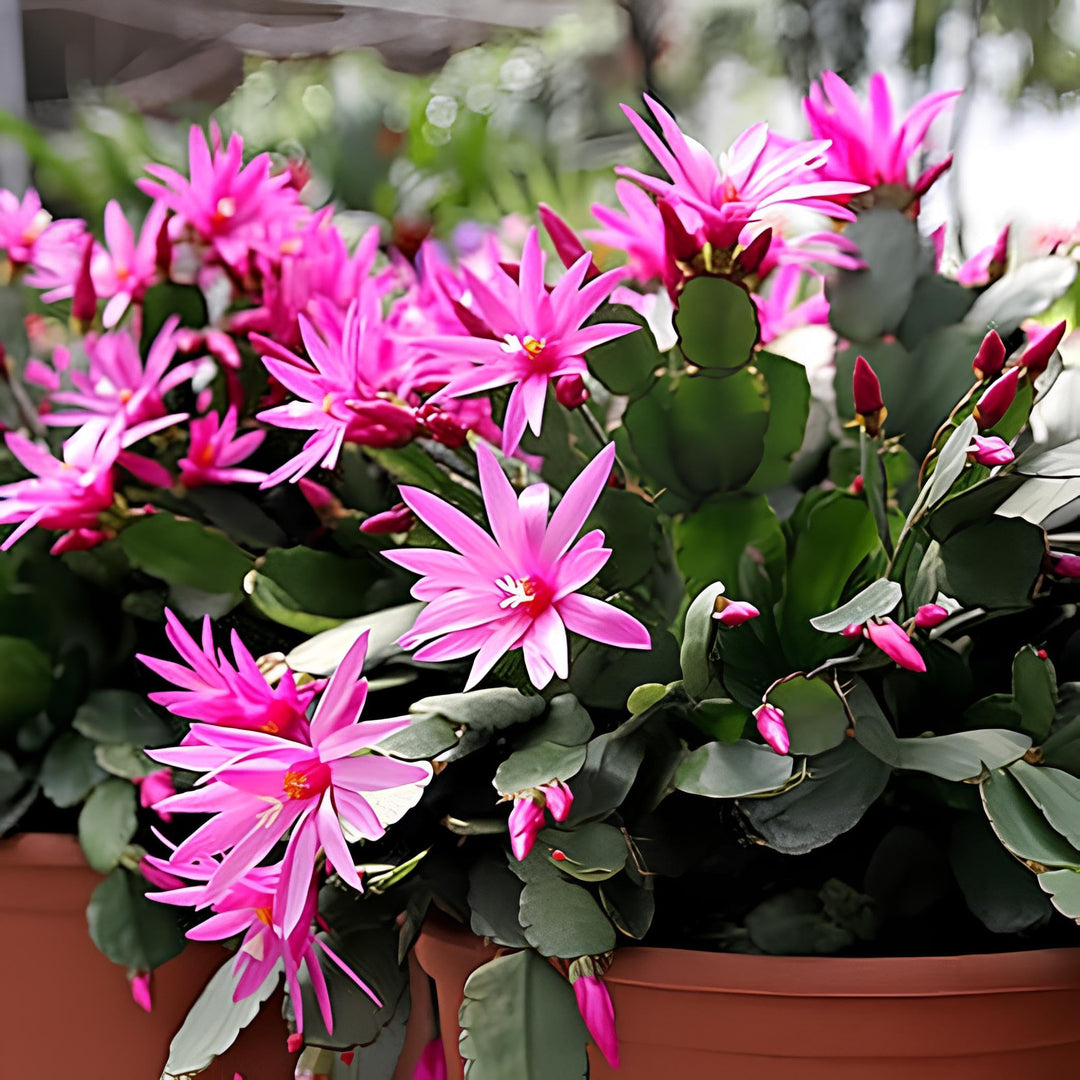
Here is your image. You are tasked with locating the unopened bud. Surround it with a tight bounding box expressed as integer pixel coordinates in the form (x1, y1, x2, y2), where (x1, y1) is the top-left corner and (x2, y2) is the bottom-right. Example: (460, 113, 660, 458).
(712, 597, 760, 627)
(1019, 320, 1067, 375)
(753, 703, 789, 755)
(538, 203, 597, 278)
(852, 355, 886, 437)
(555, 373, 589, 409)
(71, 234, 97, 330)
(973, 367, 1020, 430)
(972, 330, 1006, 380)
(913, 603, 949, 630)
(360, 502, 415, 535)
(967, 434, 1014, 466)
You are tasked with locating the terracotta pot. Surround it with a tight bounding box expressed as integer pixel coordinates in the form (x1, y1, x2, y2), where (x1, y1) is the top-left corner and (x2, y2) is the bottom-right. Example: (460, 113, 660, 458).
(0, 832, 292, 1080)
(414, 914, 1080, 1079)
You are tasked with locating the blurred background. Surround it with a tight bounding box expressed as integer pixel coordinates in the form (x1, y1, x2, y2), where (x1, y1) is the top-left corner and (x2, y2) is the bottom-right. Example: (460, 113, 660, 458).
(1, 0, 1077, 264)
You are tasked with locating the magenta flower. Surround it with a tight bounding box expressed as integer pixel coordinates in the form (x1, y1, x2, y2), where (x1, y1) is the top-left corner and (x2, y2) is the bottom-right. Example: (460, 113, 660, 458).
(423, 227, 636, 455)
(0, 188, 84, 275)
(913, 603, 949, 629)
(147, 854, 376, 1036)
(384, 442, 651, 689)
(179, 408, 267, 488)
(137, 608, 321, 737)
(134, 768, 177, 822)
(569, 967, 619, 1069)
(957, 226, 1009, 287)
(43, 318, 196, 437)
(804, 72, 960, 197)
(91, 200, 168, 328)
(616, 96, 867, 252)
(138, 124, 297, 269)
(753, 265, 829, 345)
(864, 618, 926, 672)
(753, 703, 790, 755)
(508, 779, 573, 861)
(712, 598, 761, 627)
(254, 291, 420, 486)
(584, 179, 678, 290)
(968, 434, 1014, 466)
(148, 630, 433, 934)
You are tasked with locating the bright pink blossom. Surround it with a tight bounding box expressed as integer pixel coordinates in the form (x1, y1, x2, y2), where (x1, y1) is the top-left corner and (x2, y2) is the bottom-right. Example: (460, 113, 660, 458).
(0, 188, 83, 274)
(135, 768, 177, 822)
(913, 603, 949, 629)
(385, 442, 651, 689)
(712, 599, 761, 627)
(753, 265, 829, 344)
(423, 227, 635, 455)
(584, 180, 677, 290)
(617, 95, 867, 253)
(968, 434, 1014, 466)
(571, 972, 619, 1069)
(92, 200, 168, 327)
(179, 408, 266, 488)
(803, 72, 960, 197)
(147, 853, 376, 1036)
(957, 226, 1009, 287)
(148, 631, 432, 934)
(137, 608, 320, 737)
(864, 618, 926, 672)
(753, 703, 789, 754)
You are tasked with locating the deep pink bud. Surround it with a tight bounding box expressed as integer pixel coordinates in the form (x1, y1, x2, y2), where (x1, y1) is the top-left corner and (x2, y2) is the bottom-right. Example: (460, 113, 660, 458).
(130, 971, 152, 1013)
(542, 779, 573, 822)
(71, 234, 97, 329)
(134, 768, 176, 822)
(204, 329, 242, 370)
(360, 502, 415, 535)
(287, 1033, 303, 1053)
(736, 227, 773, 276)
(968, 434, 1014, 466)
(1019, 320, 1067, 375)
(417, 403, 468, 448)
(139, 857, 185, 891)
(657, 197, 700, 263)
(849, 474, 864, 495)
(411, 1039, 447, 1080)
(972, 331, 1006, 380)
(49, 528, 111, 555)
(973, 367, 1020, 430)
(852, 356, 886, 436)
(298, 478, 335, 512)
(155, 213, 172, 276)
(840, 623, 864, 639)
(1050, 552, 1080, 578)
(753, 703, 790, 755)
(555, 373, 589, 409)
(912, 154, 953, 198)
(572, 974, 620, 1069)
(508, 796, 546, 861)
(913, 603, 949, 629)
(865, 617, 926, 672)
(538, 203, 597, 279)
(712, 598, 760, 627)
(174, 328, 204, 353)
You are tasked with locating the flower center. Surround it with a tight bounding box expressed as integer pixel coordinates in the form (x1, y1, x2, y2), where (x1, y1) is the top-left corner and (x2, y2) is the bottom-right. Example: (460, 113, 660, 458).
(212, 197, 237, 227)
(254, 906, 273, 926)
(496, 574, 553, 614)
(502, 334, 550, 369)
(259, 699, 296, 735)
(116, 265, 131, 282)
(118, 389, 134, 404)
(196, 442, 216, 467)
(22, 210, 51, 245)
(282, 758, 331, 800)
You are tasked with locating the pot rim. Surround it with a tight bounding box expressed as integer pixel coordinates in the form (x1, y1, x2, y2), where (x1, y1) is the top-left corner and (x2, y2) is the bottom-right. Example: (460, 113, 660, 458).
(417, 914, 1080, 998)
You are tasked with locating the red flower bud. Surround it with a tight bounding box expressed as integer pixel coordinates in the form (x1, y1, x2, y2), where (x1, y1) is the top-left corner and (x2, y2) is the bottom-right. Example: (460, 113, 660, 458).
(967, 433, 1014, 466)
(865, 617, 926, 672)
(973, 367, 1020, 430)
(1019, 320, 1067, 375)
(552, 849, 567, 861)
(849, 474, 864, 495)
(657, 198, 700, 263)
(555, 373, 589, 409)
(340, 1051, 355, 1066)
(538, 203, 597, 279)
(972, 330, 1006, 380)
(852, 355, 886, 436)
(71, 234, 97, 330)
(417, 403, 468, 448)
(913, 603, 949, 629)
(287, 1033, 303, 1053)
(735, 227, 773, 276)
(360, 502, 415, 535)
(753, 703, 789, 755)
(155, 213, 172, 277)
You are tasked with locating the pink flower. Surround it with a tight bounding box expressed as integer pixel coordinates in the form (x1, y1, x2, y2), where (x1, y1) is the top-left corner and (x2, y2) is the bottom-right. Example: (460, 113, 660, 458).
(571, 972, 619, 1069)
(179, 408, 267, 488)
(134, 768, 177, 822)
(422, 227, 636, 455)
(412, 1038, 448, 1080)
(957, 226, 1009, 287)
(508, 796, 546, 861)
(92, 200, 168, 327)
(584, 179, 677, 290)
(616, 95, 866, 252)
(804, 72, 960, 197)
(973, 367, 1020, 430)
(384, 441, 651, 689)
(712, 598, 760, 627)
(148, 630, 433, 934)
(864, 618, 926, 672)
(753, 264, 829, 344)
(913, 603, 949, 629)
(0, 188, 83, 274)
(138, 124, 298, 270)
(130, 971, 153, 1013)
(43, 318, 195, 437)
(147, 854, 376, 1036)
(968, 434, 1014, 466)
(753, 703, 789, 755)
(972, 330, 1006, 380)
(253, 292, 420, 486)
(137, 608, 320, 736)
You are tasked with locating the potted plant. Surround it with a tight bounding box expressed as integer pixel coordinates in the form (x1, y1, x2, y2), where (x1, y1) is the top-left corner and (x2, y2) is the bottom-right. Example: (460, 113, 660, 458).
(1, 62, 1079, 1080)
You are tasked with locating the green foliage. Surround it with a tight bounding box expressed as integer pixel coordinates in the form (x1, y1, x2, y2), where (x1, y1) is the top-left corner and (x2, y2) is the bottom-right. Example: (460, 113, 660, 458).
(673, 739, 794, 798)
(78, 778, 137, 873)
(675, 276, 760, 372)
(87, 868, 186, 970)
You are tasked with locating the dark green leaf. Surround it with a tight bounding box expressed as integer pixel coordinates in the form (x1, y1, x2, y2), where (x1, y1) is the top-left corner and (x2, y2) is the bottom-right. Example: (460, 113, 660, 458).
(73, 689, 173, 746)
(537, 822, 627, 882)
(94, 743, 158, 780)
(674, 739, 793, 798)
(459, 951, 589, 1080)
(1013, 646, 1057, 742)
(860, 431, 892, 554)
(0, 635, 52, 730)
(585, 303, 662, 397)
(680, 582, 726, 700)
(87, 868, 186, 969)
(78, 779, 137, 873)
(745, 890, 854, 955)
(518, 870, 616, 957)
(1008, 760, 1080, 849)
(494, 742, 587, 795)
(926, 416, 979, 509)
(769, 677, 849, 756)
(1036, 869, 1080, 918)
(411, 687, 545, 732)
(40, 731, 107, 808)
(187, 487, 287, 549)
(600, 873, 655, 939)
(675, 276, 759, 372)
(897, 274, 976, 349)
(286, 602, 423, 676)
(981, 767, 1080, 869)
(257, 547, 373, 618)
(746, 352, 811, 491)
(937, 517, 1045, 608)
(378, 716, 458, 760)
(468, 857, 529, 948)
(140, 282, 208, 355)
(691, 698, 749, 742)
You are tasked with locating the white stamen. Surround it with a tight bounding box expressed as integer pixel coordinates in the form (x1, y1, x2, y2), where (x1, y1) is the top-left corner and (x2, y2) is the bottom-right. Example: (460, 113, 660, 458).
(496, 575, 533, 609)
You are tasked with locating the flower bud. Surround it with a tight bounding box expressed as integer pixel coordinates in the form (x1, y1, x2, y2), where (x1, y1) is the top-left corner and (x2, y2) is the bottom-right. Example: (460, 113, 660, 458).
(753, 703, 790, 755)
(657, 197, 700, 263)
(134, 768, 176, 822)
(712, 597, 760, 627)
(972, 330, 1006, 380)
(913, 603, 949, 629)
(973, 367, 1020, 430)
(538, 203, 597, 279)
(967, 434, 1014, 466)
(1019, 320, 1067, 375)
(287, 1033, 303, 1053)
(735, 227, 773, 276)
(71, 234, 98, 330)
(852, 355, 886, 436)
(555, 373, 589, 409)
(130, 971, 152, 1013)
(417, 403, 468, 448)
(508, 795, 546, 861)
(840, 623, 864, 639)
(155, 212, 172, 277)
(849, 474, 864, 495)
(542, 779, 573, 822)
(571, 973, 620, 1069)
(1049, 552, 1080, 579)
(360, 502, 415, 536)
(865, 617, 925, 672)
